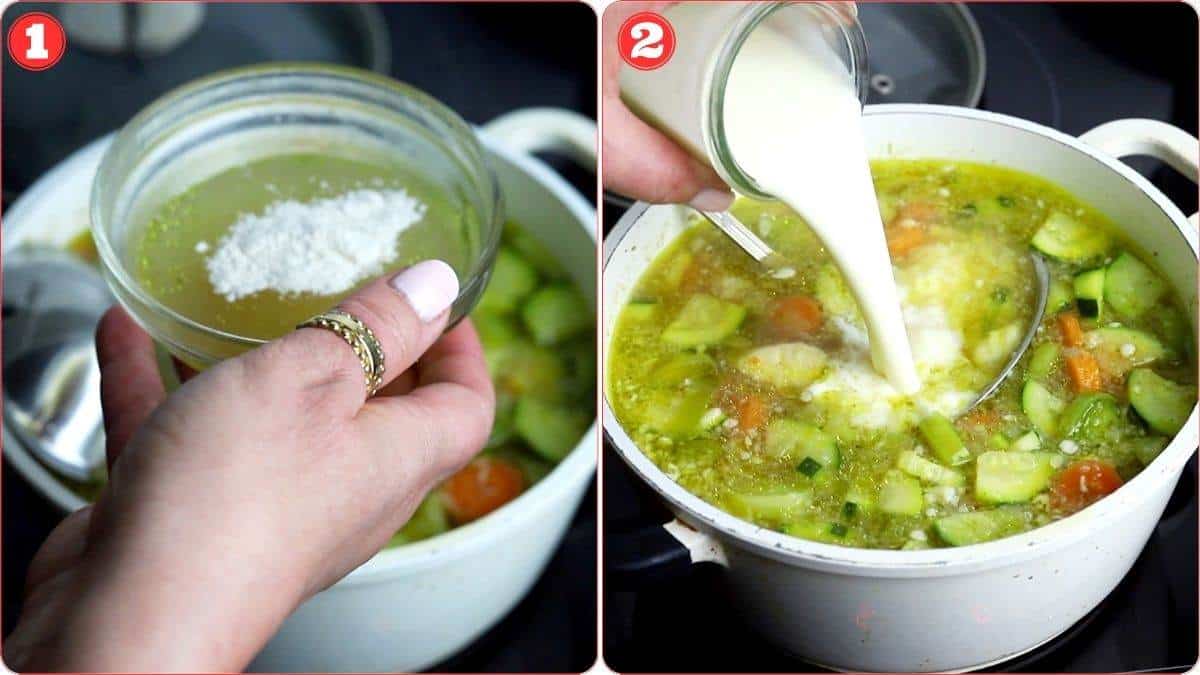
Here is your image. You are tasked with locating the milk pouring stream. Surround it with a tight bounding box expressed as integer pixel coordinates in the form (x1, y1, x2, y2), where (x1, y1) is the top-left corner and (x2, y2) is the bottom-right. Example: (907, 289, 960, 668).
(619, 2, 921, 393)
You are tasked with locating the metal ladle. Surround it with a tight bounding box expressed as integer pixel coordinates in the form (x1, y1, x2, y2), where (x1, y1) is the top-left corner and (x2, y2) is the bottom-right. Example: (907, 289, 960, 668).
(695, 205, 1051, 411)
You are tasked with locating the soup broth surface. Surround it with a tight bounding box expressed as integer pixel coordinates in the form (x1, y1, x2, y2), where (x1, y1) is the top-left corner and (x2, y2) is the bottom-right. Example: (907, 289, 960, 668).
(608, 160, 1196, 549)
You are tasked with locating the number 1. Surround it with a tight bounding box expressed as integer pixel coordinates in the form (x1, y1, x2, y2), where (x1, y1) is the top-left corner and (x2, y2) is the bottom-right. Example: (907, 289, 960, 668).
(25, 22, 48, 60)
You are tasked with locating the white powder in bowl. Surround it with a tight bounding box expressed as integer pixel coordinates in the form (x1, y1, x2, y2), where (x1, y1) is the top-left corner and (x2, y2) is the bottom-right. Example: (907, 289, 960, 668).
(205, 189, 426, 301)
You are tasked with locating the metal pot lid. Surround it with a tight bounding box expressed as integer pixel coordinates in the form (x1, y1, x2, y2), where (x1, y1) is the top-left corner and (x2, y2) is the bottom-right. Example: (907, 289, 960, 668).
(858, 2, 986, 107)
(3, 251, 113, 482)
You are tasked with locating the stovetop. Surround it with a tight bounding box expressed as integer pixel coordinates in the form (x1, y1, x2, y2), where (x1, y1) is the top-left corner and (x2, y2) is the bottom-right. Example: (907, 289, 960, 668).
(1, 4, 596, 672)
(603, 3, 1199, 672)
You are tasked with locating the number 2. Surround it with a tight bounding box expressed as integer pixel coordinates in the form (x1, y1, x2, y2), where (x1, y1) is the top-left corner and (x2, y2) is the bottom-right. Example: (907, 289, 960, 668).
(24, 22, 48, 60)
(629, 21, 664, 60)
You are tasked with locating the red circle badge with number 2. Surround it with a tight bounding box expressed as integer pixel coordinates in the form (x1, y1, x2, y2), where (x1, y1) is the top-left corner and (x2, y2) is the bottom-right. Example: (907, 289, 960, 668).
(8, 12, 66, 72)
(618, 12, 676, 71)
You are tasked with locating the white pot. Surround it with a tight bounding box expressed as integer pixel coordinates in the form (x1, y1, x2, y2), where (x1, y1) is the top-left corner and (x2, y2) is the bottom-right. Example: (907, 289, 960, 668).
(603, 105, 1198, 673)
(2, 108, 598, 673)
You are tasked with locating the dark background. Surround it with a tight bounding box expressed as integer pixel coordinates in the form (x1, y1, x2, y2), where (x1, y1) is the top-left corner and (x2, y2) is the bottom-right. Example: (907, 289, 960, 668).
(603, 2, 1199, 673)
(2, 3, 596, 672)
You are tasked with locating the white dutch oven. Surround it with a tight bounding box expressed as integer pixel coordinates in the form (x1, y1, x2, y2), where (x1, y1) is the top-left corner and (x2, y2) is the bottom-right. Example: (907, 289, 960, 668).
(603, 105, 1198, 673)
(2, 108, 597, 672)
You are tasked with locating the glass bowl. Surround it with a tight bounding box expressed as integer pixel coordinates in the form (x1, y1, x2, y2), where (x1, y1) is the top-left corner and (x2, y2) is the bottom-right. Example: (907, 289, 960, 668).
(91, 63, 503, 368)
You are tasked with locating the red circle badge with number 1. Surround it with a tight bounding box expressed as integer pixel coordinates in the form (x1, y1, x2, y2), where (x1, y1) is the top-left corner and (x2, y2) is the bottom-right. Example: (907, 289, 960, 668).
(618, 11, 676, 71)
(8, 12, 67, 72)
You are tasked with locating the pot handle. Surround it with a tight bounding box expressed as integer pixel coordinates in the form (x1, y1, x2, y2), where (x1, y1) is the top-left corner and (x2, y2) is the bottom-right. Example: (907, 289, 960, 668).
(1079, 119, 1199, 226)
(480, 107, 596, 169)
(607, 518, 728, 590)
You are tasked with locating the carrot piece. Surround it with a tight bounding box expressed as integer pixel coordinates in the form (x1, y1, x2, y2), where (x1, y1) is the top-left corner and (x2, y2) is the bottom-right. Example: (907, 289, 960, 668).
(441, 457, 525, 525)
(735, 394, 768, 432)
(1057, 312, 1085, 348)
(1050, 459, 1123, 514)
(771, 295, 824, 337)
(896, 201, 940, 225)
(1064, 352, 1103, 392)
(884, 224, 927, 258)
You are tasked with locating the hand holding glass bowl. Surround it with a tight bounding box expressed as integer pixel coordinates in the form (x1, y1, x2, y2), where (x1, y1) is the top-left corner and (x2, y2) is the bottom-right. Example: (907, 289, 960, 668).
(7, 64, 597, 671)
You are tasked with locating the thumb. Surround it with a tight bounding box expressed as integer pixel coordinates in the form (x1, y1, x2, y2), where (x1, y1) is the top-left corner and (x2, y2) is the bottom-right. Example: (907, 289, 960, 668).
(95, 307, 167, 471)
(245, 260, 460, 414)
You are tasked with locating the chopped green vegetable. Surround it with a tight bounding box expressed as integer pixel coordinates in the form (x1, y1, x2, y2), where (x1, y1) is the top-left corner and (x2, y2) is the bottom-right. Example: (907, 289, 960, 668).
(1105, 252, 1167, 319)
(976, 451, 1058, 504)
(1073, 268, 1106, 319)
(1128, 368, 1195, 435)
(662, 294, 746, 347)
(897, 450, 965, 486)
(513, 397, 589, 461)
(521, 285, 591, 345)
(1022, 381, 1065, 438)
(797, 457, 822, 477)
(879, 470, 924, 516)
(765, 419, 839, 471)
(918, 414, 970, 465)
(935, 508, 1026, 546)
(1031, 211, 1110, 262)
(478, 248, 538, 313)
(1027, 342, 1060, 380)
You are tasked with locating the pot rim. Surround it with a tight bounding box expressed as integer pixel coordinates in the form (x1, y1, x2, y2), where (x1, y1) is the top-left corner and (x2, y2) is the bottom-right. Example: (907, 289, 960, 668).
(603, 103, 1198, 577)
(2, 123, 599, 586)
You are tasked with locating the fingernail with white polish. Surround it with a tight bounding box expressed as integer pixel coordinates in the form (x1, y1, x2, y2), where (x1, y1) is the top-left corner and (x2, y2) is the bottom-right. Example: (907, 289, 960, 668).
(689, 188, 735, 212)
(390, 260, 459, 322)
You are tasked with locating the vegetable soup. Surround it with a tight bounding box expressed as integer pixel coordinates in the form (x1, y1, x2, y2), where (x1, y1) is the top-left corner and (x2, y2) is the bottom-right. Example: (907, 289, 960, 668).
(607, 160, 1195, 549)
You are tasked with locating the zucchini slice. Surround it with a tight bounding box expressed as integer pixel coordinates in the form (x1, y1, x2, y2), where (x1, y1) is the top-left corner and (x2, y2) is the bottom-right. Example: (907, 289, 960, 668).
(1128, 368, 1195, 435)
(1084, 327, 1168, 376)
(935, 508, 1027, 546)
(1031, 211, 1110, 262)
(917, 414, 970, 465)
(764, 419, 840, 473)
(879, 470, 924, 516)
(1027, 342, 1060, 380)
(1010, 430, 1042, 452)
(661, 294, 746, 347)
(897, 451, 965, 487)
(1046, 278, 1074, 315)
(643, 385, 716, 437)
(728, 490, 811, 523)
(624, 300, 658, 323)
(1073, 268, 1106, 319)
(1059, 393, 1121, 444)
(522, 285, 591, 345)
(513, 397, 590, 461)
(1022, 381, 1065, 438)
(1105, 252, 1168, 319)
(975, 451, 1059, 504)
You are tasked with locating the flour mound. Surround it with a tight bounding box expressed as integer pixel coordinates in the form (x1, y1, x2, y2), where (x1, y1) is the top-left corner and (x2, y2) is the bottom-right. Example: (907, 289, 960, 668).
(205, 189, 426, 301)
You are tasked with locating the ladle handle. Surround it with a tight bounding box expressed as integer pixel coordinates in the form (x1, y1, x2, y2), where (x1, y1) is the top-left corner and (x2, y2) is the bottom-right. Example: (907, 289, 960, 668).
(1079, 119, 1199, 227)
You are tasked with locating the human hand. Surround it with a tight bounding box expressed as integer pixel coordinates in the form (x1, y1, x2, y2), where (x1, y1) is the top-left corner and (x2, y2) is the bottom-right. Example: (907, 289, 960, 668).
(5, 261, 494, 672)
(601, 1, 734, 210)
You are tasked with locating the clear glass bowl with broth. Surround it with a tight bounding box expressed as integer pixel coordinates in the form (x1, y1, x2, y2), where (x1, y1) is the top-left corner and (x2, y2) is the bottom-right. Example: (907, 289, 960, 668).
(91, 63, 502, 368)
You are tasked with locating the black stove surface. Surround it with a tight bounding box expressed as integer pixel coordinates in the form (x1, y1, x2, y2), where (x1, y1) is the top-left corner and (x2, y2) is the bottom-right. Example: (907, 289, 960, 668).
(2, 3, 596, 672)
(603, 3, 1198, 672)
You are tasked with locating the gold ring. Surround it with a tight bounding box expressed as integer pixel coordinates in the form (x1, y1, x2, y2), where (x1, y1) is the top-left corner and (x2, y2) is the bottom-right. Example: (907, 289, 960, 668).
(298, 309, 386, 397)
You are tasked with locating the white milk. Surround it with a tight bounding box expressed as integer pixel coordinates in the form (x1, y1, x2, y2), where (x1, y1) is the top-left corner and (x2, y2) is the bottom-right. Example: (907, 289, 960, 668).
(620, 4, 920, 393)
